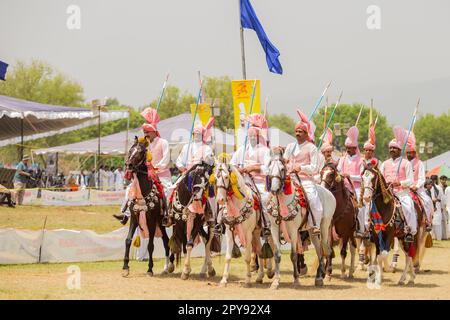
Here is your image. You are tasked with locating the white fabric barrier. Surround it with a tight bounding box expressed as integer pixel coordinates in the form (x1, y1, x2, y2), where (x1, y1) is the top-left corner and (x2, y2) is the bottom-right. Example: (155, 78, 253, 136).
(0, 225, 292, 265)
(19, 189, 126, 206)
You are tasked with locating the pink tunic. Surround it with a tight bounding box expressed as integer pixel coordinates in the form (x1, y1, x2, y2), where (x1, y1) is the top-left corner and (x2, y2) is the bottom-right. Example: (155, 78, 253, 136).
(338, 154, 363, 189)
(383, 158, 408, 193)
(149, 137, 171, 179)
(286, 141, 317, 182)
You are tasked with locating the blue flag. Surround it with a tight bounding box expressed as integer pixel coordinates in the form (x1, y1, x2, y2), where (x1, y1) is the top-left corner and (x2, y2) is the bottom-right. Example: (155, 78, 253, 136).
(240, 0, 283, 75)
(0, 60, 8, 81)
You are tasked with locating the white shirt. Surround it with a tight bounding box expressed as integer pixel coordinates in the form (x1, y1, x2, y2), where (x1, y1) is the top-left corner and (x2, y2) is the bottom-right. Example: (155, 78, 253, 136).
(114, 169, 124, 188)
(412, 160, 426, 189)
(380, 158, 413, 188)
(283, 141, 319, 176)
(230, 143, 271, 175)
(176, 141, 213, 170)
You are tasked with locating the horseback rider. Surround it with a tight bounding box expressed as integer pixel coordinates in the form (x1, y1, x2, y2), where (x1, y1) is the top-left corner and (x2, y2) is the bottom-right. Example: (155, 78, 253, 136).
(230, 113, 271, 232)
(114, 107, 171, 225)
(283, 109, 322, 235)
(380, 126, 417, 243)
(337, 126, 365, 238)
(174, 117, 216, 225)
(315, 128, 335, 183)
(405, 131, 433, 232)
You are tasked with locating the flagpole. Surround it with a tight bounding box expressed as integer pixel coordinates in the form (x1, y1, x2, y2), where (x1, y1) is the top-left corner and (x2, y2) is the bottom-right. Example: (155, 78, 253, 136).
(238, 0, 247, 79)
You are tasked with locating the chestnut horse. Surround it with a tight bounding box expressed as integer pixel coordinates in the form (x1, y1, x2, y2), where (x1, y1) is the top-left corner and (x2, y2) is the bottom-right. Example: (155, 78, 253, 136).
(320, 163, 358, 280)
(361, 162, 426, 285)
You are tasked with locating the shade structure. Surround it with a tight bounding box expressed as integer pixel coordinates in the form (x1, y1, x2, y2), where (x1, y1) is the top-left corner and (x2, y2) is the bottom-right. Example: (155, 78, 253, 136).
(426, 165, 450, 178)
(424, 150, 450, 169)
(34, 113, 236, 157)
(0, 94, 128, 147)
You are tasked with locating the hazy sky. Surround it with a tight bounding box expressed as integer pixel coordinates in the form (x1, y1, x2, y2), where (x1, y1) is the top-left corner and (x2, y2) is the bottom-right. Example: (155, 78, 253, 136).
(1, 0, 450, 127)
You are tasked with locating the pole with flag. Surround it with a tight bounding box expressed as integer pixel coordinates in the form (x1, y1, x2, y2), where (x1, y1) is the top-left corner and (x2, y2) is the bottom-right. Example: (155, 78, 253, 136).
(396, 98, 420, 176)
(317, 91, 344, 149)
(156, 73, 170, 112)
(241, 79, 257, 166)
(0, 60, 8, 81)
(184, 76, 204, 167)
(239, 0, 283, 76)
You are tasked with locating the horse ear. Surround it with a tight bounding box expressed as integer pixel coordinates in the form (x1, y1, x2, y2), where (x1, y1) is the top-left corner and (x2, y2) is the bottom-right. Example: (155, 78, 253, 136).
(134, 136, 138, 143)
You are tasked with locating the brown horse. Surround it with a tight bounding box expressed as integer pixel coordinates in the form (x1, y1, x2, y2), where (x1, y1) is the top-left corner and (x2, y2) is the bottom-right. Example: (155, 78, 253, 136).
(361, 161, 426, 286)
(320, 163, 358, 279)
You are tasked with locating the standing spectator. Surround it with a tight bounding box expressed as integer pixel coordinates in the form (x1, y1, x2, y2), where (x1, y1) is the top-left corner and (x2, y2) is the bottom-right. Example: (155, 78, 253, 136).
(114, 166, 124, 190)
(108, 166, 115, 191)
(440, 175, 448, 239)
(99, 165, 109, 190)
(88, 168, 96, 188)
(427, 179, 442, 240)
(13, 155, 31, 205)
(431, 175, 444, 240)
(0, 183, 15, 207)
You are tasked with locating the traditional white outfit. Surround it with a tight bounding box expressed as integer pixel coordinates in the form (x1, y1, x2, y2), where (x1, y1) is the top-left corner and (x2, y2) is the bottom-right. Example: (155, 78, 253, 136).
(230, 113, 271, 212)
(430, 185, 443, 240)
(113, 169, 124, 191)
(284, 110, 322, 229)
(315, 128, 333, 183)
(380, 127, 417, 235)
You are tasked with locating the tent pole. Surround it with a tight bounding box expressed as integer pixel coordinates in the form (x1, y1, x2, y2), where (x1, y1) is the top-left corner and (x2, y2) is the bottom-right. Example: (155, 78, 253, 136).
(124, 111, 130, 163)
(20, 115, 24, 160)
(97, 105, 101, 189)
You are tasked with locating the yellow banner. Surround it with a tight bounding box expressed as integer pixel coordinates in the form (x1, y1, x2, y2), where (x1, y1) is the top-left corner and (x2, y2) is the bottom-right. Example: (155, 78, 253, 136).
(190, 103, 211, 126)
(232, 80, 261, 147)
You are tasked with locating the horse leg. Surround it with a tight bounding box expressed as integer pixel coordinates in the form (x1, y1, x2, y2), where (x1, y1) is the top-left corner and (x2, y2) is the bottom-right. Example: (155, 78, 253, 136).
(340, 239, 347, 278)
(310, 233, 325, 286)
(146, 218, 157, 276)
(253, 229, 265, 284)
(181, 218, 198, 280)
(390, 237, 400, 270)
(220, 226, 234, 287)
(243, 226, 254, 287)
(269, 220, 281, 290)
(398, 244, 409, 285)
(122, 217, 138, 277)
(289, 224, 300, 287)
(159, 224, 172, 274)
(348, 237, 356, 279)
(356, 238, 365, 271)
(200, 226, 215, 278)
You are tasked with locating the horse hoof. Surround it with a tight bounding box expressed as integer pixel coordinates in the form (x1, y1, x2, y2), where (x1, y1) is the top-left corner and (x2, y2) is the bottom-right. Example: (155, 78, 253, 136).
(250, 266, 258, 273)
(161, 270, 169, 275)
(270, 283, 279, 290)
(408, 280, 415, 286)
(255, 277, 263, 284)
(293, 279, 300, 288)
(243, 282, 252, 288)
(147, 271, 154, 277)
(199, 273, 207, 279)
(340, 273, 346, 279)
(181, 272, 189, 280)
(347, 274, 354, 279)
(398, 280, 406, 286)
(325, 275, 332, 282)
(122, 269, 130, 277)
(299, 266, 308, 276)
(315, 278, 324, 287)
(168, 263, 175, 274)
(219, 281, 227, 288)
(208, 268, 216, 277)
(267, 270, 275, 279)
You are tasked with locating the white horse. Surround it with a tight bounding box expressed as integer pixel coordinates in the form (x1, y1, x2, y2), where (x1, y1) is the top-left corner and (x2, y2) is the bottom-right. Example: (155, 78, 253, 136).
(214, 160, 273, 287)
(266, 152, 336, 288)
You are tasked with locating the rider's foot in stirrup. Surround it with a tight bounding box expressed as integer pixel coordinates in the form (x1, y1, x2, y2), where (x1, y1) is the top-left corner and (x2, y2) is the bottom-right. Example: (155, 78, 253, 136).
(404, 233, 414, 243)
(162, 216, 173, 227)
(355, 231, 365, 239)
(311, 227, 321, 235)
(263, 227, 271, 237)
(425, 223, 432, 232)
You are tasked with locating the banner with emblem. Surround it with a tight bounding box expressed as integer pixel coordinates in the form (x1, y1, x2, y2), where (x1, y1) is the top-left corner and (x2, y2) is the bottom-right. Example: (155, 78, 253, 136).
(231, 80, 261, 147)
(190, 103, 211, 126)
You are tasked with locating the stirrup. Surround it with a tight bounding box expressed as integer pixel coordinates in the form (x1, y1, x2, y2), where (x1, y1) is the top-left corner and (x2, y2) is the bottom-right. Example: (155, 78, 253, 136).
(311, 227, 321, 236)
(404, 234, 414, 243)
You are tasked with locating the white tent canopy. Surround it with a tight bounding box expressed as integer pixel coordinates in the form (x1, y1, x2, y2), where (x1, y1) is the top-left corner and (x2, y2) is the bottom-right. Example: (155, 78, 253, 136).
(424, 150, 450, 169)
(34, 113, 297, 158)
(0, 94, 128, 147)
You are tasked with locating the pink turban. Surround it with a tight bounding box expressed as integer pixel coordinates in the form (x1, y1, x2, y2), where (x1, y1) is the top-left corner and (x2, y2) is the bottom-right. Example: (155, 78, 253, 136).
(406, 131, 417, 152)
(363, 125, 376, 151)
(246, 113, 268, 146)
(344, 126, 359, 148)
(193, 117, 215, 144)
(141, 108, 160, 137)
(295, 109, 315, 142)
(320, 128, 333, 152)
(389, 126, 406, 149)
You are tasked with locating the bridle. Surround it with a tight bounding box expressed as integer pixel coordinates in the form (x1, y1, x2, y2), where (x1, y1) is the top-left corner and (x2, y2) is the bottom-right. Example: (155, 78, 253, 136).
(126, 142, 147, 175)
(215, 164, 231, 194)
(320, 164, 340, 191)
(267, 156, 286, 194)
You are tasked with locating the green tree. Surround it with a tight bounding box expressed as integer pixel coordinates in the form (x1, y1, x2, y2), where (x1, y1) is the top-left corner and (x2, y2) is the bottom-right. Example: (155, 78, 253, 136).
(312, 103, 392, 160)
(414, 111, 450, 160)
(145, 86, 196, 119)
(0, 60, 84, 106)
(268, 113, 296, 136)
(202, 76, 234, 131)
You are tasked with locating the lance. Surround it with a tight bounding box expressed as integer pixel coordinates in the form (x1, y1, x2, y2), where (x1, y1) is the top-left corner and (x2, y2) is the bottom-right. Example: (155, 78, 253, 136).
(355, 104, 364, 127)
(323, 96, 328, 132)
(156, 73, 170, 112)
(317, 90, 343, 149)
(263, 95, 270, 147)
(396, 98, 420, 176)
(369, 98, 374, 127)
(240, 79, 258, 166)
(309, 80, 332, 120)
(183, 75, 204, 167)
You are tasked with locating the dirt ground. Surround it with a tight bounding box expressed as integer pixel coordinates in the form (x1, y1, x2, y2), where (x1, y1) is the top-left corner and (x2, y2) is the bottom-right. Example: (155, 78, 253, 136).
(1, 241, 450, 300)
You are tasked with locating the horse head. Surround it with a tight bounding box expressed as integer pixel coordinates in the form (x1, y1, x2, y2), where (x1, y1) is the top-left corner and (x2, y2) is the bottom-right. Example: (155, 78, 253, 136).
(267, 152, 287, 195)
(184, 161, 212, 202)
(126, 136, 148, 173)
(361, 160, 380, 203)
(320, 163, 341, 190)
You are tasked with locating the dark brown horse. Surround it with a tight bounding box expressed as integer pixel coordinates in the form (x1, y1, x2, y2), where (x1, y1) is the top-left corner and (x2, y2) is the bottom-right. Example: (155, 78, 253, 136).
(320, 163, 358, 279)
(360, 161, 426, 285)
(122, 137, 171, 277)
